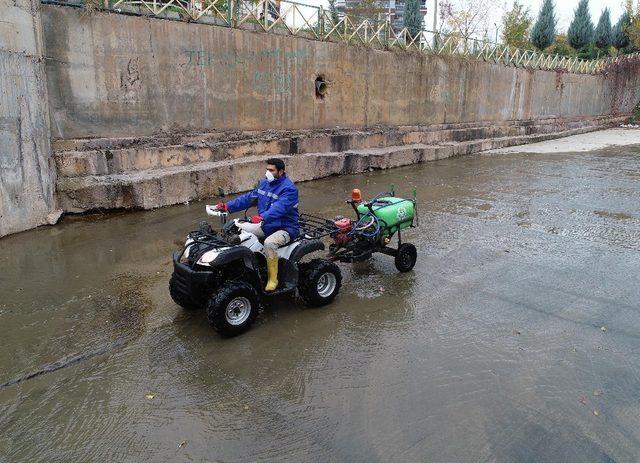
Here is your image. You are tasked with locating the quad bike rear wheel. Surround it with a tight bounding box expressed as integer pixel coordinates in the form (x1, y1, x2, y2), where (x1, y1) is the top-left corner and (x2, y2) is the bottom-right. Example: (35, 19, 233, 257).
(207, 281, 260, 337)
(298, 259, 342, 307)
(394, 243, 417, 272)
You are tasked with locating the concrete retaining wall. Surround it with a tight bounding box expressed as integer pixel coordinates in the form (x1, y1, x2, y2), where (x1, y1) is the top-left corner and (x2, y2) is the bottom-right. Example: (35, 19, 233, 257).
(42, 5, 640, 140)
(2, 4, 640, 237)
(0, 0, 58, 238)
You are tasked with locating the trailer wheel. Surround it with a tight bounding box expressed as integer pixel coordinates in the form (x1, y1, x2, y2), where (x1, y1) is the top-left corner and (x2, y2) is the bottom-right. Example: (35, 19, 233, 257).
(207, 281, 260, 337)
(395, 243, 417, 272)
(298, 259, 342, 307)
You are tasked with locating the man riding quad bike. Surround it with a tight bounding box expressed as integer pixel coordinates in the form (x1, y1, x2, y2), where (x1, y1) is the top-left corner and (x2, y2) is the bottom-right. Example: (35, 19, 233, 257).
(169, 158, 419, 337)
(215, 158, 299, 293)
(169, 158, 343, 336)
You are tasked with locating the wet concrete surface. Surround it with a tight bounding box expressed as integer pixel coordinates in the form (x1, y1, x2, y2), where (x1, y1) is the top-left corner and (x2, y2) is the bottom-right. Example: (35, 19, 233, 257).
(1, 143, 640, 462)
(487, 127, 640, 154)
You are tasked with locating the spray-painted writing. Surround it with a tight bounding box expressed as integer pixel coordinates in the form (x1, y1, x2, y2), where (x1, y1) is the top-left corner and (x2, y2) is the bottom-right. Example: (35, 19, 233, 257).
(253, 70, 291, 94)
(182, 47, 307, 96)
(183, 48, 307, 68)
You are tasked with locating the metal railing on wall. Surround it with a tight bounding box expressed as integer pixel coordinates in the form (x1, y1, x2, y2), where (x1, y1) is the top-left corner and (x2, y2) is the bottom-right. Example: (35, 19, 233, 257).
(44, 0, 639, 75)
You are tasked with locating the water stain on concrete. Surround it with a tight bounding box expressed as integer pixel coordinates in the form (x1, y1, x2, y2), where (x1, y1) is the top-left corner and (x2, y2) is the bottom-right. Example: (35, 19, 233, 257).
(594, 210, 634, 221)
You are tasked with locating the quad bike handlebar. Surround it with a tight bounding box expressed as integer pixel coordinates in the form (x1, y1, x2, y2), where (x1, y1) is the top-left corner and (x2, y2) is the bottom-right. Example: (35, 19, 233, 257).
(206, 205, 229, 217)
(205, 205, 265, 239)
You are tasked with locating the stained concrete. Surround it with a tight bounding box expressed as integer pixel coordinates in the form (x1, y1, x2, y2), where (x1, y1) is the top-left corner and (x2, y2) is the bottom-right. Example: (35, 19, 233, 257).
(56, 115, 625, 212)
(3, 3, 640, 237)
(41, 5, 640, 140)
(0, 0, 58, 238)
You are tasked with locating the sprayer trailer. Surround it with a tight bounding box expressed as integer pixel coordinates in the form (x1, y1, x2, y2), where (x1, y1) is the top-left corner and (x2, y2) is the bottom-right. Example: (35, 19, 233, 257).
(327, 188, 418, 273)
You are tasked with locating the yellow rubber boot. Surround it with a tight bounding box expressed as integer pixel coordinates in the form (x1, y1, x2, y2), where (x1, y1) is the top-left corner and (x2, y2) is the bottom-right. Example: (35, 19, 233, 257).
(265, 256, 279, 292)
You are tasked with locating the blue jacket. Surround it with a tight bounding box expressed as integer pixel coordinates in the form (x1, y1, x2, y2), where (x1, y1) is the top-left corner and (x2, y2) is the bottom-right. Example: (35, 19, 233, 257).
(226, 174, 300, 239)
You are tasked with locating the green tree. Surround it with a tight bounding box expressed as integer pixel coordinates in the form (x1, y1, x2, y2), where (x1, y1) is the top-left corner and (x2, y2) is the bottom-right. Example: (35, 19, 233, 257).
(624, 0, 640, 51)
(567, 0, 594, 50)
(594, 8, 612, 49)
(403, 0, 423, 36)
(544, 33, 576, 57)
(530, 0, 556, 50)
(612, 11, 631, 49)
(501, 1, 532, 48)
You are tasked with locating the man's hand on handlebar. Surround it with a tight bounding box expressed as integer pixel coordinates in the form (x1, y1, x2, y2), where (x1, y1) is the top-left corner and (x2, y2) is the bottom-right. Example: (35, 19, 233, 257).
(206, 204, 229, 217)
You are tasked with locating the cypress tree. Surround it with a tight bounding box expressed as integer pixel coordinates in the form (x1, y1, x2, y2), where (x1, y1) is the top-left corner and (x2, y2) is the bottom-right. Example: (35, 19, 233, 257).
(530, 0, 556, 50)
(594, 8, 612, 49)
(612, 11, 631, 49)
(567, 0, 594, 50)
(328, 0, 340, 25)
(403, 0, 422, 37)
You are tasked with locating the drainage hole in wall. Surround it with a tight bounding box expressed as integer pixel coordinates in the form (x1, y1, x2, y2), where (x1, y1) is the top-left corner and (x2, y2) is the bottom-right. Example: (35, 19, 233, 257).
(315, 76, 327, 99)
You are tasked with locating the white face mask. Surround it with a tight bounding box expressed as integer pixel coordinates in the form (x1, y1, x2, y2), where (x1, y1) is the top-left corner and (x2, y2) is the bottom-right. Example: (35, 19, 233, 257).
(265, 170, 275, 182)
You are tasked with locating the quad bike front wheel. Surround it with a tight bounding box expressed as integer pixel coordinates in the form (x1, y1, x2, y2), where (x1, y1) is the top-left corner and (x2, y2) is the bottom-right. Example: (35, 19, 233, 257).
(298, 259, 342, 307)
(207, 281, 260, 337)
(394, 243, 417, 272)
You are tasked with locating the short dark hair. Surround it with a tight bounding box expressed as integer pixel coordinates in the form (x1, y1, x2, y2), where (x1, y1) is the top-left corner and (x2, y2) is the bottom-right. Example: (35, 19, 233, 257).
(266, 158, 285, 171)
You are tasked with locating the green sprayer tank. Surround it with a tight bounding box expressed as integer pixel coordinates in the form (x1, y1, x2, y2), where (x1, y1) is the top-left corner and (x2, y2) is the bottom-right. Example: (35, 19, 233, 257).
(357, 197, 415, 234)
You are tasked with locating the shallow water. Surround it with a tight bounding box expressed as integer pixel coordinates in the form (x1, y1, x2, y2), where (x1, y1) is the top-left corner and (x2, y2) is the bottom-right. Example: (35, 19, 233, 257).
(1, 145, 640, 462)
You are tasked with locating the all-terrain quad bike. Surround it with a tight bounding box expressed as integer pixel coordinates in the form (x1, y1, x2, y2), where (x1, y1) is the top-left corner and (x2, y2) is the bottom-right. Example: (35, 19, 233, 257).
(170, 206, 342, 337)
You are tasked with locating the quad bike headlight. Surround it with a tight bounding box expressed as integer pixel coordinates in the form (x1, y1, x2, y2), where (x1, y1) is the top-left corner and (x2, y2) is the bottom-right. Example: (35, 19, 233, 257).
(199, 251, 218, 264)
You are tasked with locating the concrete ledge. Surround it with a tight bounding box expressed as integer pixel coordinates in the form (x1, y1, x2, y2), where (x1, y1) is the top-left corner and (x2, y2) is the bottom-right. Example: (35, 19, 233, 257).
(56, 115, 626, 213)
(54, 116, 621, 179)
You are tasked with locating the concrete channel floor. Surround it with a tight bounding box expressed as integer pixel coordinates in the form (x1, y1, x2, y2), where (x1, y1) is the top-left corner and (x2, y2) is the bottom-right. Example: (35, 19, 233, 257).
(1, 129, 639, 462)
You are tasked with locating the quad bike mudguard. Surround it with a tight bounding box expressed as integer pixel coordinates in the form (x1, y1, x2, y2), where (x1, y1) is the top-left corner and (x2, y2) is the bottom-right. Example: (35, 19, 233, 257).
(289, 240, 325, 262)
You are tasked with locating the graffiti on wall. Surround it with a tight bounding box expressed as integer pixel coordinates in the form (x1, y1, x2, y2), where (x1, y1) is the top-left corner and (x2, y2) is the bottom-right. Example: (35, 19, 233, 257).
(182, 48, 307, 96)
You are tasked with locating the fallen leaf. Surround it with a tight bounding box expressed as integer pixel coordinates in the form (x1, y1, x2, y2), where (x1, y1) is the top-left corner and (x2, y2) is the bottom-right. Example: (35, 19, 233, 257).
(600, 326, 607, 332)
(593, 410, 599, 416)
(243, 405, 249, 410)
(145, 393, 155, 400)
(177, 440, 187, 448)
(579, 396, 587, 405)
(593, 389, 603, 397)
(513, 330, 521, 335)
